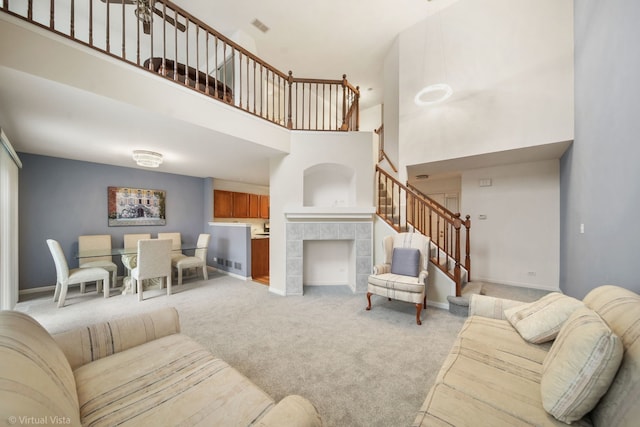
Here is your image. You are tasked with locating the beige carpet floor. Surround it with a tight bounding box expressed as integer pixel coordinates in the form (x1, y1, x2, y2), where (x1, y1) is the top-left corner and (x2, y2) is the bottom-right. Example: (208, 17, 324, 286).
(14, 272, 538, 426)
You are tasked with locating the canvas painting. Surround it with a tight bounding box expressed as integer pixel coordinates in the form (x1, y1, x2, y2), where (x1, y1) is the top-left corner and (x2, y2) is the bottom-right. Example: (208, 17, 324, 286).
(108, 186, 166, 226)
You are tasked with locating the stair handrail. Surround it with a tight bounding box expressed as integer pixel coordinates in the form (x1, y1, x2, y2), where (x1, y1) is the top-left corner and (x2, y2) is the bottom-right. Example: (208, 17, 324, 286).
(376, 165, 471, 296)
(374, 125, 398, 173)
(1, 0, 359, 131)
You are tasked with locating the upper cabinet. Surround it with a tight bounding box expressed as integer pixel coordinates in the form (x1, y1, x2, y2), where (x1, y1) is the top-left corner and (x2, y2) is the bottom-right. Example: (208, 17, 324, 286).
(214, 190, 269, 219)
(259, 195, 269, 219)
(213, 190, 233, 218)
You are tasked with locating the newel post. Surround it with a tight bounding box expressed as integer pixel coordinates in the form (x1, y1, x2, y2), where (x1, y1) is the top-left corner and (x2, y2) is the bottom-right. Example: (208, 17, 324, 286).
(287, 71, 294, 129)
(464, 214, 471, 283)
(340, 74, 348, 131)
(453, 215, 462, 297)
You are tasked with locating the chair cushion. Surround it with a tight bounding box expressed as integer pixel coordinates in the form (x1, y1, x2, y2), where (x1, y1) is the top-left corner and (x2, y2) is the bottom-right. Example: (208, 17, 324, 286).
(504, 292, 584, 343)
(390, 247, 420, 277)
(541, 306, 623, 424)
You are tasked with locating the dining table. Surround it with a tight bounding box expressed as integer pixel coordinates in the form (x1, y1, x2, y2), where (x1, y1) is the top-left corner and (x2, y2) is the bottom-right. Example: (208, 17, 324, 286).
(75, 242, 205, 295)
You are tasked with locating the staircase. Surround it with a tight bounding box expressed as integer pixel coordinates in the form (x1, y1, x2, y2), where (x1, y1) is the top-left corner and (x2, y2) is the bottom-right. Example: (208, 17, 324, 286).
(375, 165, 478, 313)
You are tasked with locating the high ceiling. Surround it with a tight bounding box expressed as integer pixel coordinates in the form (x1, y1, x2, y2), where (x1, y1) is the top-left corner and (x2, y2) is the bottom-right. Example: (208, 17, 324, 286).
(0, 0, 459, 185)
(175, 0, 459, 109)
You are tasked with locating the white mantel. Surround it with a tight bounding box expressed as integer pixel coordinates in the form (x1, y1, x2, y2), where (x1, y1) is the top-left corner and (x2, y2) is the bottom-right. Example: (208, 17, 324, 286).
(284, 206, 376, 220)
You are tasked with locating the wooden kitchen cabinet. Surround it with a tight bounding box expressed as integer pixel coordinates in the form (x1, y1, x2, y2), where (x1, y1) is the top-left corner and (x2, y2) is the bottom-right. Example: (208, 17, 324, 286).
(213, 190, 233, 218)
(214, 190, 268, 219)
(233, 192, 250, 218)
(251, 237, 269, 285)
(249, 194, 260, 218)
(259, 195, 270, 219)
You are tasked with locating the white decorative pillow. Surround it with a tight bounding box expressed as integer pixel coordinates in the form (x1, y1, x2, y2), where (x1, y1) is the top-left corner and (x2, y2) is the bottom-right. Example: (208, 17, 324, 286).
(504, 292, 584, 343)
(541, 306, 623, 424)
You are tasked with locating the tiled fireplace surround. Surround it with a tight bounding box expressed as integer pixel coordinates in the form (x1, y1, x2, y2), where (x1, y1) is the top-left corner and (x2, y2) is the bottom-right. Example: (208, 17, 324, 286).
(285, 220, 373, 295)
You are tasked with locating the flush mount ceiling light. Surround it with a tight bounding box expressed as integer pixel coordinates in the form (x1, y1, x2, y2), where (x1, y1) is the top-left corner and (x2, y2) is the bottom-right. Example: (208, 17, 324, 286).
(132, 150, 163, 168)
(414, 83, 453, 106)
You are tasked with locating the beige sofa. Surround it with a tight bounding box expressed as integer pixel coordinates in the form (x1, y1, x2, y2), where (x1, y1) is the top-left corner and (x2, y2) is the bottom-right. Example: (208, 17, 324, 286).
(413, 285, 640, 427)
(0, 307, 322, 427)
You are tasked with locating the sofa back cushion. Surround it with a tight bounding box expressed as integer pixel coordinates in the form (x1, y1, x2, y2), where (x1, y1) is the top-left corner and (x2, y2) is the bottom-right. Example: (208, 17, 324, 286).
(0, 311, 80, 425)
(583, 285, 640, 427)
(541, 306, 623, 424)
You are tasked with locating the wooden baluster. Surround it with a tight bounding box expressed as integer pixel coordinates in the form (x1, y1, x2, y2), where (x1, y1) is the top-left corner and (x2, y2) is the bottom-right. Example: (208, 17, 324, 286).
(173, 6, 178, 71)
(50, 0, 54, 28)
(259, 64, 263, 117)
(271, 71, 275, 121)
(105, 0, 110, 52)
(195, 24, 200, 91)
(232, 45, 236, 102)
(89, 0, 93, 47)
(120, 0, 125, 58)
(214, 37, 219, 98)
(70, 0, 75, 38)
(355, 86, 360, 131)
(341, 74, 348, 131)
(246, 56, 250, 110)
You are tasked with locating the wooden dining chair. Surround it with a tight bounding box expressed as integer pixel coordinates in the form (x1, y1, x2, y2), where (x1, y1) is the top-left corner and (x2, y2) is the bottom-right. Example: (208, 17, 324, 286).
(47, 239, 109, 308)
(78, 234, 118, 291)
(131, 239, 172, 302)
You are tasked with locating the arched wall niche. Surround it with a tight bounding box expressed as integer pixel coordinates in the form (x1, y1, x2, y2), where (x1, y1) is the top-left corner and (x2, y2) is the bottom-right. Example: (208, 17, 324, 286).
(303, 163, 356, 207)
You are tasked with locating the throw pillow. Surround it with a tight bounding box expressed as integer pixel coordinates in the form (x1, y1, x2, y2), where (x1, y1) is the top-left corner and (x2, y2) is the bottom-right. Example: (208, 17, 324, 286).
(390, 247, 420, 277)
(541, 306, 623, 424)
(504, 292, 584, 343)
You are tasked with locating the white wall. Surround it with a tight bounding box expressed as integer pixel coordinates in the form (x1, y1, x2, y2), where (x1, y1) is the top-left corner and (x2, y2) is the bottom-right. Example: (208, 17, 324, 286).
(461, 160, 560, 290)
(269, 131, 376, 295)
(395, 0, 573, 169)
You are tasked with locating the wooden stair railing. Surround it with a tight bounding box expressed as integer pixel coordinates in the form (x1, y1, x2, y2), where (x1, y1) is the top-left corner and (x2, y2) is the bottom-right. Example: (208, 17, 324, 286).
(375, 165, 471, 296)
(1, 0, 359, 132)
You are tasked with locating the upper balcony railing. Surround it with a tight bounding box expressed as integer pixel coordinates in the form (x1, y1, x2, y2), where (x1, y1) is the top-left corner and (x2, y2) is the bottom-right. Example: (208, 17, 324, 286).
(1, 0, 360, 131)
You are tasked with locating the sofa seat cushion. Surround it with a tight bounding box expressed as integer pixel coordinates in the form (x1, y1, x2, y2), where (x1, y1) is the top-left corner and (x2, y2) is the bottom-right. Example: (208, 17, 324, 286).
(413, 316, 593, 427)
(74, 333, 275, 426)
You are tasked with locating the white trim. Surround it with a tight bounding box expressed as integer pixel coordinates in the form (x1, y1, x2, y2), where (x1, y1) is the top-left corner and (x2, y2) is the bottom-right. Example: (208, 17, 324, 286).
(0, 129, 22, 169)
(427, 300, 449, 310)
(208, 222, 252, 228)
(269, 287, 287, 296)
(472, 275, 560, 292)
(214, 269, 250, 281)
(19, 285, 55, 295)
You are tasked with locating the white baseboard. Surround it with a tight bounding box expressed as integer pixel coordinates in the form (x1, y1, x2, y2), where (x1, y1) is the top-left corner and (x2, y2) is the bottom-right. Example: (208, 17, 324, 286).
(427, 300, 449, 310)
(472, 276, 560, 292)
(20, 285, 55, 295)
(269, 287, 287, 296)
(215, 269, 250, 281)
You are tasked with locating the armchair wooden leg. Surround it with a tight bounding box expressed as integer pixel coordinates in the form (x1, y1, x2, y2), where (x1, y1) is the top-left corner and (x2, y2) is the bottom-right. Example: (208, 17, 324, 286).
(366, 292, 372, 310)
(416, 303, 423, 325)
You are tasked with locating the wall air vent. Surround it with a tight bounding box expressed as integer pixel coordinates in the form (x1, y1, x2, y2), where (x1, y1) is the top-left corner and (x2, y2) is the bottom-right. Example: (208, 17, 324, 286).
(251, 18, 270, 33)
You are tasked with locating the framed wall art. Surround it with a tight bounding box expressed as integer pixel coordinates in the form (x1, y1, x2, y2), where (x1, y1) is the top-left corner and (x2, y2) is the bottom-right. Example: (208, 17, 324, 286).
(108, 186, 166, 226)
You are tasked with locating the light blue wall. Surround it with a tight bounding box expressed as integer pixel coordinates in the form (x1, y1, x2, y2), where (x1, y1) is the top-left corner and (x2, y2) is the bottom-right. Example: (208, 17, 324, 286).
(560, 1, 640, 298)
(19, 153, 207, 290)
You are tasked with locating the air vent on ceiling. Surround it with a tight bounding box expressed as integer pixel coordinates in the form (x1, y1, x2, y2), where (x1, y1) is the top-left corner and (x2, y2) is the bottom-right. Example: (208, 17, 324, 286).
(252, 18, 270, 33)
